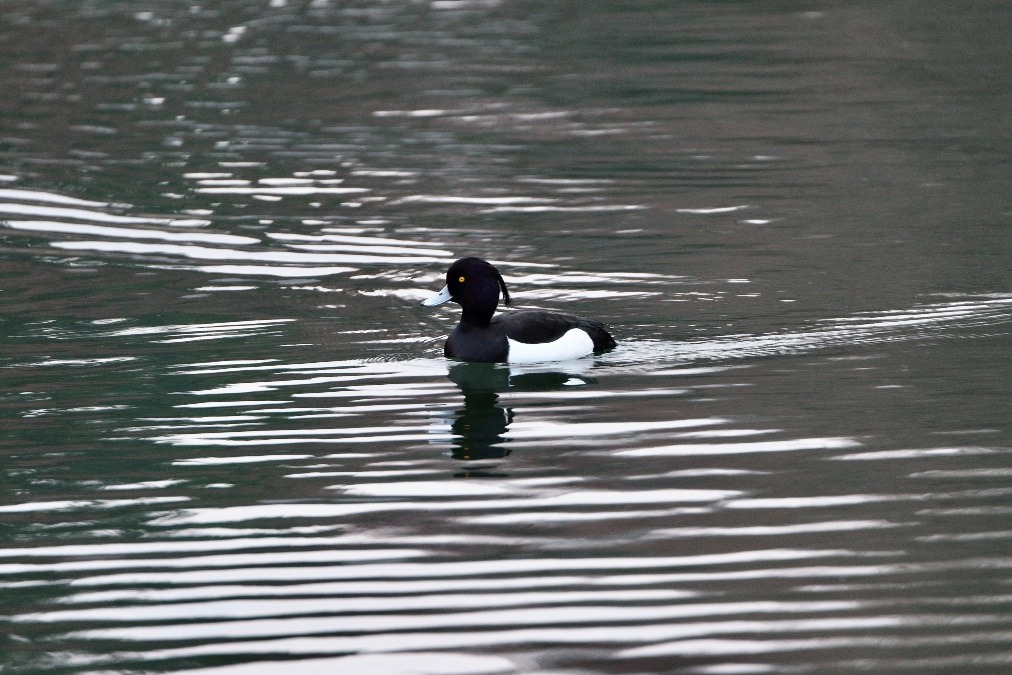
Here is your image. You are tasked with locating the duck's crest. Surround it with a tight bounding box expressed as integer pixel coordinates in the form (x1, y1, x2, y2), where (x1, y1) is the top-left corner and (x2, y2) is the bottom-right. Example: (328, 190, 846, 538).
(491, 263, 511, 308)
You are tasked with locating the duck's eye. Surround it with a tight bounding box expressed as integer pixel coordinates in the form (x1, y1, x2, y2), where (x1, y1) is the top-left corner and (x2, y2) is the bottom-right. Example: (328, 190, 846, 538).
(458, 276, 466, 283)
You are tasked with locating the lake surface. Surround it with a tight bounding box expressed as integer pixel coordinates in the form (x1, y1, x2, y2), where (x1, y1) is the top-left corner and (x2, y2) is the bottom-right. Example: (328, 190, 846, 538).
(1, 1, 1010, 673)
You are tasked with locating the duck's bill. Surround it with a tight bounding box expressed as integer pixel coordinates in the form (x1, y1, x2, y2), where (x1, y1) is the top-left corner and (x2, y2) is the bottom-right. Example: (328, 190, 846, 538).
(421, 284, 452, 307)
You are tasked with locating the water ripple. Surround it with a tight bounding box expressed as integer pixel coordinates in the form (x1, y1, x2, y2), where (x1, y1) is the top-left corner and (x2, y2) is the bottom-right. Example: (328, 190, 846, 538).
(2, 0, 1009, 670)
(1, 185, 456, 278)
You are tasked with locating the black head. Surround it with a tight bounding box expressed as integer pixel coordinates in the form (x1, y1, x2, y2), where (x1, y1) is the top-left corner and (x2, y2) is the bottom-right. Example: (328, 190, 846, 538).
(422, 257, 511, 321)
(447, 256, 511, 308)
(426, 257, 511, 325)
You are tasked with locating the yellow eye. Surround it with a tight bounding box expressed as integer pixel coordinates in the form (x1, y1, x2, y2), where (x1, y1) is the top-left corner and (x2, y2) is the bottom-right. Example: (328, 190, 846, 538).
(458, 276, 466, 283)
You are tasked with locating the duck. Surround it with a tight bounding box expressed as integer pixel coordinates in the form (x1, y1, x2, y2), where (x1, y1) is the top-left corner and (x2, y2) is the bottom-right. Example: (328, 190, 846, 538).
(421, 257, 616, 363)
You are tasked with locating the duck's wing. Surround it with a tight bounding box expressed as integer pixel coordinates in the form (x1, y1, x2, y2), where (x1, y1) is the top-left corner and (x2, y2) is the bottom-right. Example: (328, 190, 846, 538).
(494, 310, 578, 344)
(494, 310, 616, 352)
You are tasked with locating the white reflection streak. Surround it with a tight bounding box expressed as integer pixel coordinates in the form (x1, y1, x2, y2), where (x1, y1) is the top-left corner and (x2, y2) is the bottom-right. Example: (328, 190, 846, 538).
(516, 288, 661, 300)
(176, 400, 292, 409)
(512, 271, 680, 284)
(292, 382, 456, 399)
(287, 244, 452, 256)
(617, 437, 861, 457)
(677, 205, 750, 214)
(186, 265, 357, 277)
(459, 509, 709, 525)
(267, 232, 448, 247)
(70, 615, 996, 668)
(102, 319, 293, 344)
(731, 488, 1005, 510)
(22, 357, 136, 367)
(149, 418, 446, 446)
(620, 629, 1012, 658)
(155, 433, 447, 447)
(332, 482, 521, 498)
(286, 469, 442, 479)
(726, 495, 904, 509)
(390, 195, 555, 206)
(194, 187, 370, 195)
(0, 497, 190, 513)
(0, 188, 109, 207)
(0, 536, 417, 559)
(174, 358, 445, 376)
(49, 240, 451, 265)
(182, 373, 446, 396)
(57, 617, 929, 666)
(646, 520, 904, 537)
(61, 600, 864, 642)
(505, 418, 727, 439)
(3, 220, 259, 245)
(107, 320, 292, 337)
(101, 479, 187, 491)
(831, 447, 1003, 461)
(480, 205, 646, 213)
(173, 455, 315, 465)
(911, 468, 1012, 479)
(193, 654, 519, 674)
(60, 577, 700, 604)
(15, 589, 695, 624)
(0, 201, 208, 226)
(175, 358, 449, 380)
(0, 549, 428, 576)
(139, 415, 265, 424)
(66, 561, 907, 589)
(147, 489, 743, 525)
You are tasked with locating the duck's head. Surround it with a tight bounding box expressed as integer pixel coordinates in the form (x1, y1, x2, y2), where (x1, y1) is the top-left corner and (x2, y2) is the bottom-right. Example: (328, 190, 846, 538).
(422, 257, 512, 320)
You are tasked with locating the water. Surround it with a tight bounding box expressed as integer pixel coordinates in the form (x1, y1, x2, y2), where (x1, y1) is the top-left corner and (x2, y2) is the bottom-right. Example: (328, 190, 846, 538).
(1, 1, 1010, 673)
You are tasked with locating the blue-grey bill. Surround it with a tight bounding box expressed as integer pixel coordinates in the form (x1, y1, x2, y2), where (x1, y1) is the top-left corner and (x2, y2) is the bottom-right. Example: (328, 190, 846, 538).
(421, 284, 452, 307)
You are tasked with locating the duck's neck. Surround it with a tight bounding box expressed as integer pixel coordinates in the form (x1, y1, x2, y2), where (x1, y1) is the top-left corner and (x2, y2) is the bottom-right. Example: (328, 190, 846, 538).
(460, 306, 494, 328)
(459, 281, 500, 328)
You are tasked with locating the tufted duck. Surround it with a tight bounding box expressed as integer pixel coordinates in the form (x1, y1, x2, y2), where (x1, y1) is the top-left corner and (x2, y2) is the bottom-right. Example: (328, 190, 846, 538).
(421, 257, 616, 363)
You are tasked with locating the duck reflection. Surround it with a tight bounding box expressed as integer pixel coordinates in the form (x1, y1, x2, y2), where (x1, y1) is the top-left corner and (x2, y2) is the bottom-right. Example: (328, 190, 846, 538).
(445, 361, 595, 461)
(445, 363, 512, 461)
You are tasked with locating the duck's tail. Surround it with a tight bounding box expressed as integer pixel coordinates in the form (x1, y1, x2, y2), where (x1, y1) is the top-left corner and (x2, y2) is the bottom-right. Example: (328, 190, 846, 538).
(578, 318, 617, 353)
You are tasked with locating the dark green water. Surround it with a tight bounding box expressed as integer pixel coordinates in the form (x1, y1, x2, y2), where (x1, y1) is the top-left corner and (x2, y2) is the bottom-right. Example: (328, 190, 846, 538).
(2, 2, 1010, 673)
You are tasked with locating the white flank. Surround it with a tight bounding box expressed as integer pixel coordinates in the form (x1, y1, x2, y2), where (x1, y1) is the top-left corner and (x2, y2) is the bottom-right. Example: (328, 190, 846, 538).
(507, 329, 595, 363)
